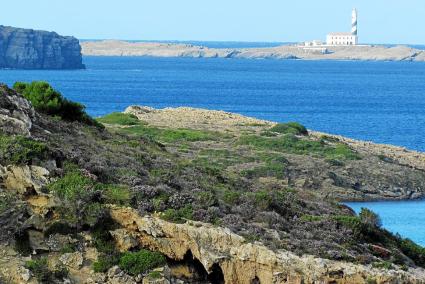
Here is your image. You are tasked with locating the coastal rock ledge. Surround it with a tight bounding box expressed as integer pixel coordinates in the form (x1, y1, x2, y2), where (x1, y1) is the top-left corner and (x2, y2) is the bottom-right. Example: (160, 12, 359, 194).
(0, 25, 84, 69)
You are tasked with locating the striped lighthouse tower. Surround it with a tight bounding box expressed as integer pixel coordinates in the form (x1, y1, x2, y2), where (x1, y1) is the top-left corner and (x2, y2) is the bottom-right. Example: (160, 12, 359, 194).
(351, 8, 358, 36)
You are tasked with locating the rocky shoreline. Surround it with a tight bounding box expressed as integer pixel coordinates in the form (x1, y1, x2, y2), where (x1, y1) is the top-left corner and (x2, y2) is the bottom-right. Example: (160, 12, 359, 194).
(81, 40, 425, 62)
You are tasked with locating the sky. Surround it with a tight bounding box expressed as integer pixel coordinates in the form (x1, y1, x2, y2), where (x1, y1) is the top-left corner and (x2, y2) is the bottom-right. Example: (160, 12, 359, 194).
(2, 0, 425, 44)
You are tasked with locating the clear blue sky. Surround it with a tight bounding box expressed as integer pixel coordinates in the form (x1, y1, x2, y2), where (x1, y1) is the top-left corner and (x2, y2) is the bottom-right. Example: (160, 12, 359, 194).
(2, 0, 425, 44)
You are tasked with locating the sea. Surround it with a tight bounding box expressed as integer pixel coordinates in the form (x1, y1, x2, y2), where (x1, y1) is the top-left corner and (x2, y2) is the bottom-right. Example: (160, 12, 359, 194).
(1, 42, 425, 245)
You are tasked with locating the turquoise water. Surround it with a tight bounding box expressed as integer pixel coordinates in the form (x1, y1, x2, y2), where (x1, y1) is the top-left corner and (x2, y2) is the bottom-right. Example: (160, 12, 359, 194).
(2, 56, 425, 244)
(346, 200, 425, 246)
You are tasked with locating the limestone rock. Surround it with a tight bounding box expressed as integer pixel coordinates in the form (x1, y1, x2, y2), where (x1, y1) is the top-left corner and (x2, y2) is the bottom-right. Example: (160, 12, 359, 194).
(81, 40, 425, 62)
(110, 229, 138, 252)
(3, 165, 50, 195)
(107, 266, 137, 284)
(27, 229, 49, 252)
(0, 25, 84, 69)
(0, 84, 36, 136)
(109, 206, 425, 284)
(60, 252, 84, 269)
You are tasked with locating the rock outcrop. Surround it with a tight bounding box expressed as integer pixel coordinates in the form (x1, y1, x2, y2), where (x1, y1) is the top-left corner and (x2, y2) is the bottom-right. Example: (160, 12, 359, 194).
(82, 40, 425, 62)
(110, 206, 425, 284)
(0, 84, 36, 136)
(0, 25, 84, 69)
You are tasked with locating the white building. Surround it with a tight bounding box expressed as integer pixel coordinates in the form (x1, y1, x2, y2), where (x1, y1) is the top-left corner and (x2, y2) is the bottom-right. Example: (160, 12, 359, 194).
(326, 9, 358, 46)
(326, 32, 358, 46)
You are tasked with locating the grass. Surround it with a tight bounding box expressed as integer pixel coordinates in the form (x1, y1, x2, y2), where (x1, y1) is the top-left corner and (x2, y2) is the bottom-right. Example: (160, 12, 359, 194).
(239, 134, 360, 160)
(101, 184, 131, 206)
(97, 112, 141, 126)
(115, 124, 218, 143)
(98, 111, 222, 143)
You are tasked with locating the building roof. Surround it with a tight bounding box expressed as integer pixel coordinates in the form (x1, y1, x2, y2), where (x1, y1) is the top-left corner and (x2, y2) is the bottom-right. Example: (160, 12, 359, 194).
(327, 32, 354, 36)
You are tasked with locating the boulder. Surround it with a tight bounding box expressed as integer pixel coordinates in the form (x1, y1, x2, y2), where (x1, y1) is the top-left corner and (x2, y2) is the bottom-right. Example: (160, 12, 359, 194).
(3, 165, 50, 195)
(110, 229, 138, 252)
(59, 252, 84, 269)
(0, 84, 36, 136)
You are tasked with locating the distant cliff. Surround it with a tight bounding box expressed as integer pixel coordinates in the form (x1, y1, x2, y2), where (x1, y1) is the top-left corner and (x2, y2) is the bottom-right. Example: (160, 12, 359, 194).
(0, 25, 84, 69)
(82, 40, 425, 62)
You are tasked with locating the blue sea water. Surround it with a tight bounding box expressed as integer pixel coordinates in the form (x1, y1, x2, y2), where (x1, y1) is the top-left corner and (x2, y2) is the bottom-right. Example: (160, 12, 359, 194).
(347, 201, 425, 246)
(2, 56, 425, 245)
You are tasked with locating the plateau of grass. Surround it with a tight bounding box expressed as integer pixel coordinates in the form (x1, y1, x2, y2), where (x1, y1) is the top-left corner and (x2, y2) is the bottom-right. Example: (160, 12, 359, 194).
(97, 112, 141, 126)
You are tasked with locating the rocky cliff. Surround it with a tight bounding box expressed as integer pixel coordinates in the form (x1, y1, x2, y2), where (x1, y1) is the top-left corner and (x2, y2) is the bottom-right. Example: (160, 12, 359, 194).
(0, 25, 84, 69)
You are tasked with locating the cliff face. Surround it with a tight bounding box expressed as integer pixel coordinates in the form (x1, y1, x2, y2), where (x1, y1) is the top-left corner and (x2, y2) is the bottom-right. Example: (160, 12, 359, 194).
(0, 25, 84, 69)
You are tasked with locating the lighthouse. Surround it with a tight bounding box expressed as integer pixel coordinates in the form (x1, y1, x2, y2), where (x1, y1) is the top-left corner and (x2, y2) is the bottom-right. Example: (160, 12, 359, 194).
(352, 8, 358, 36)
(326, 8, 359, 46)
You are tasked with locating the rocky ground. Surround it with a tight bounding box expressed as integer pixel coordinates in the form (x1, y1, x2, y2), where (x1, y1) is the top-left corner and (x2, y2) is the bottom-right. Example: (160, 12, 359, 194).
(2, 83, 425, 283)
(81, 40, 425, 62)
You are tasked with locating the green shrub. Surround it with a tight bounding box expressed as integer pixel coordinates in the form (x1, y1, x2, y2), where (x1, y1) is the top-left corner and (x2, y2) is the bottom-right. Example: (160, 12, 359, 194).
(397, 237, 425, 267)
(148, 271, 162, 279)
(97, 112, 141, 126)
(359, 208, 382, 228)
(270, 122, 308, 135)
(372, 261, 393, 270)
(101, 184, 131, 206)
(245, 190, 272, 210)
(13, 81, 101, 127)
(222, 190, 241, 205)
(300, 215, 324, 222)
(333, 215, 362, 231)
(160, 205, 193, 223)
(25, 258, 51, 282)
(60, 243, 77, 254)
(0, 134, 48, 165)
(48, 167, 104, 230)
(119, 250, 166, 276)
(93, 258, 118, 273)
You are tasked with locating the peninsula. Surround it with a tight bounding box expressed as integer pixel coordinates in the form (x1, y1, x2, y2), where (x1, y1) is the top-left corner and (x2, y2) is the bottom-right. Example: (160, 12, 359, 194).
(81, 40, 425, 62)
(2, 82, 425, 283)
(0, 26, 84, 69)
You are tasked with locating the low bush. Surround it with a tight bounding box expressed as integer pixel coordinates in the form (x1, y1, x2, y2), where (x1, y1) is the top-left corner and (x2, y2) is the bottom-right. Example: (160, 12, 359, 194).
(0, 134, 48, 165)
(25, 258, 68, 282)
(101, 184, 131, 206)
(270, 122, 308, 135)
(119, 249, 166, 276)
(359, 208, 382, 228)
(160, 205, 193, 223)
(397, 237, 425, 267)
(91, 217, 121, 272)
(48, 167, 103, 230)
(13, 81, 101, 127)
(25, 258, 51, 282)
